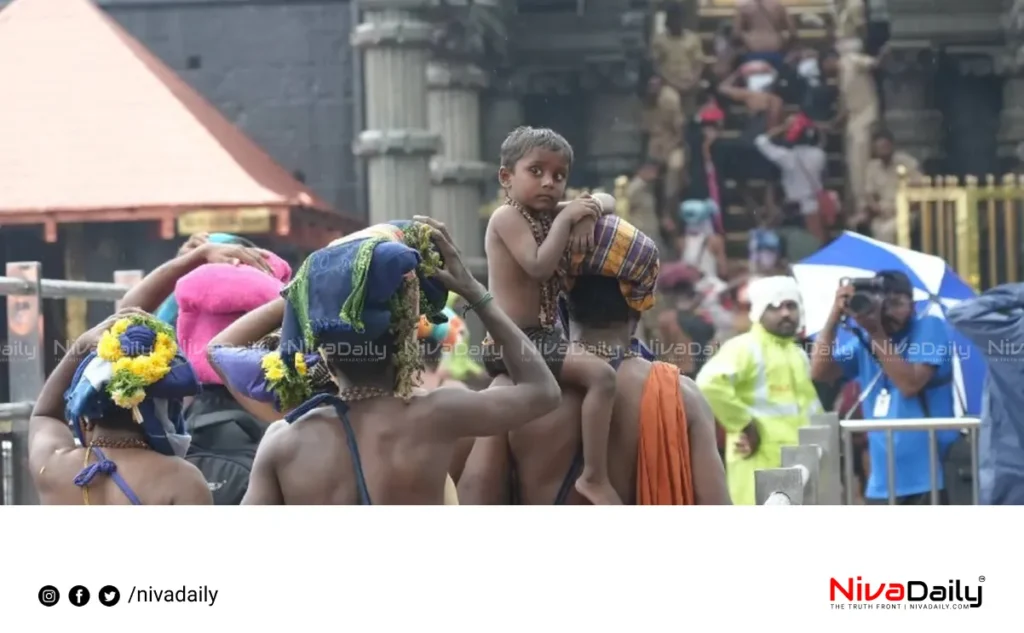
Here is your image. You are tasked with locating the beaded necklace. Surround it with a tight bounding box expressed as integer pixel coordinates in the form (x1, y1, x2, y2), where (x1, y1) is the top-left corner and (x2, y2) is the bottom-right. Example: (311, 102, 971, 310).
(578, 340, 639, 364)
(88, 436, 151, 451)
(505, 196, 565, 328)
(337, 385, 392, 403)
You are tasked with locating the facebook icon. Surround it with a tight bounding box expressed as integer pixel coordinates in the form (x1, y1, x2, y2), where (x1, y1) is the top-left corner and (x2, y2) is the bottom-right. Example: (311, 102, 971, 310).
(68, 585, 90, 607)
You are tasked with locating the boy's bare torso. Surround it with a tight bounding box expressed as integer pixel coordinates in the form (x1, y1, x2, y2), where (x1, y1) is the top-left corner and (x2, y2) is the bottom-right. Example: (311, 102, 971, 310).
(271, 397, 456, 505)
(38, 448, 203, 505)
(738, 0, 788, 52)
(485, 204, 546, 327)
(510, 359, 651, 504)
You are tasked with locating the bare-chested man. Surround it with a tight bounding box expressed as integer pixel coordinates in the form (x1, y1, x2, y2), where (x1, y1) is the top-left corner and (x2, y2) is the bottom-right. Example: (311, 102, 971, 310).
(242, 218, 561, 505)
(208, 299, 471, 500)
(29, 308, 211, 505)
(732, 0, 796, 68)
(460, 217, 730, 505)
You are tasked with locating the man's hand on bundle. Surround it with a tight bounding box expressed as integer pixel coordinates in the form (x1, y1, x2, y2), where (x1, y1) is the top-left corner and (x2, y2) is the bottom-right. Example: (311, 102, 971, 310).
(414, 215, 486, 304)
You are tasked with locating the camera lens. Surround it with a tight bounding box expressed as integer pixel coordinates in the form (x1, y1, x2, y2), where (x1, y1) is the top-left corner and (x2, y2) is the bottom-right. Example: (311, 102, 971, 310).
(848, 292, 874, 314)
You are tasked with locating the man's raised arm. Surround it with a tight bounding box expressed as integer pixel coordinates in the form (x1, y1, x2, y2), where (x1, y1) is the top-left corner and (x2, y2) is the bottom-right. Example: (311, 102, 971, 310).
(413, 216, 561, 438)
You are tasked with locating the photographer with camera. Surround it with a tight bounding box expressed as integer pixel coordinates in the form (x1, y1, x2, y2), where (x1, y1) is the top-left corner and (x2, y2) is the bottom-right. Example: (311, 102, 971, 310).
(810, 270, 961, 504)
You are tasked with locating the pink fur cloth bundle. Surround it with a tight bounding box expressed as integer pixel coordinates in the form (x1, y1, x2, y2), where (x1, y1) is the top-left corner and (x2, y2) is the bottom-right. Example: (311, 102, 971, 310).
(175, 253, 292, 385)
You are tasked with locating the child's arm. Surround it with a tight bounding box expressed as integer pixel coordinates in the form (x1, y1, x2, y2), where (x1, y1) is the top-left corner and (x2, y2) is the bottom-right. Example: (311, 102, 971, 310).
(492, 200, 598, 281)
(556, 192, 616, 216)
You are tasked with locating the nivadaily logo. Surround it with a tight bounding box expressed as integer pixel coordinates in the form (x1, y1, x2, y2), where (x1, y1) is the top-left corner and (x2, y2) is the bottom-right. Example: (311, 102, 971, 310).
(829, 576, 984, 610)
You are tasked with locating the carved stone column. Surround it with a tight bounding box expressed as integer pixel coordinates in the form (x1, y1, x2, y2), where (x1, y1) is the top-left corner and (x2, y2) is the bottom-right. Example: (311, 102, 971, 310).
(882, 48, 944, 164)
(352, 2, 440, 224)
(427, 62, 490, 259)
(1001, 4, 1024, 161)
(580, 60, 644, 188)
(480, 74, 524, 201)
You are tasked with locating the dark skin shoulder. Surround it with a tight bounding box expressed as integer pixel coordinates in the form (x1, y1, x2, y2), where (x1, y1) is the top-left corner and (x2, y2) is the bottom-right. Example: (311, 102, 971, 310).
(678, 374, 731, 505)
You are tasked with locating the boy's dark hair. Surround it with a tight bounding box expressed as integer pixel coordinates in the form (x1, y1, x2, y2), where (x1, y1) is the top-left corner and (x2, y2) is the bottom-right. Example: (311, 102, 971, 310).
(499, 126, 574, 170)
(872, 128, 895, 144)
(566, 275, 636, 327)
(821, 48, 839, 61)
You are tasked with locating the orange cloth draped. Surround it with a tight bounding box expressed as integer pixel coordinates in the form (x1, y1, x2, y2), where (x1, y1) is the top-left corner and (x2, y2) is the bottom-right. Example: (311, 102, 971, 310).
(636, 361, 695, 505)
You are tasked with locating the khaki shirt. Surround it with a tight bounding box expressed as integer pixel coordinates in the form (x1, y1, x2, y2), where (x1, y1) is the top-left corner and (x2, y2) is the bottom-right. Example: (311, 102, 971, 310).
(652, 30, 705, 95)
(643, 86, 684, 163)
(838, 51, 879, 117)
(865, 151, 922, 218)
(836, 0, 866, 40)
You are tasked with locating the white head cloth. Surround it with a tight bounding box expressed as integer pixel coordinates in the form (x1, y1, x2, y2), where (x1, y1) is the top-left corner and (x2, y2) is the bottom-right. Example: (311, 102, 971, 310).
(748, 275, 804, 328)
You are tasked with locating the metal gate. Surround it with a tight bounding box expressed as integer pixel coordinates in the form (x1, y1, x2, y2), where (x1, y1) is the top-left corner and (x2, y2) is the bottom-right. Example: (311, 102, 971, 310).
(896, 168, 1024, 290)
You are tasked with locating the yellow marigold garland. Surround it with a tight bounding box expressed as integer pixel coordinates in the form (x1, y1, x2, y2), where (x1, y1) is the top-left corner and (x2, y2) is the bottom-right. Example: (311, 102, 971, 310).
(95, 315, 178, 413)
(261, 351, 312, 410)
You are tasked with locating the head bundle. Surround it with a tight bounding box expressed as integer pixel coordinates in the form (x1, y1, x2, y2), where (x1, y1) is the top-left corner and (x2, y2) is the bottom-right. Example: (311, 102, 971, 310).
(65, 313, 199, 457)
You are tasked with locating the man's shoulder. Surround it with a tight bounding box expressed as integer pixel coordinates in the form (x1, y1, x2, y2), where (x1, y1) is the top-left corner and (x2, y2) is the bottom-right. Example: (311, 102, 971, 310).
(912, 314, 950, 338)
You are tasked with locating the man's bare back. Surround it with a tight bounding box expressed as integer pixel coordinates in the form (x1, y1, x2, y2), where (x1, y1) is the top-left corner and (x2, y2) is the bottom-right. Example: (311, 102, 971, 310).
(735, 0, 792, 53)
(251, 396, 462, 505)
(35, 447, 209, 505)
(462, 360, 729, 505)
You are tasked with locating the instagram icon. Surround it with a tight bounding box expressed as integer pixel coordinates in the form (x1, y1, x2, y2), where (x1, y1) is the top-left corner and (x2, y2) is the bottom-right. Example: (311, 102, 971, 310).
(38, 585, 60, 607)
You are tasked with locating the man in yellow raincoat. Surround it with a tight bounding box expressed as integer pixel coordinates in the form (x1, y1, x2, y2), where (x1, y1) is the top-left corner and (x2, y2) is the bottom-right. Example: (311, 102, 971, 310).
(696, 276, 822, 504)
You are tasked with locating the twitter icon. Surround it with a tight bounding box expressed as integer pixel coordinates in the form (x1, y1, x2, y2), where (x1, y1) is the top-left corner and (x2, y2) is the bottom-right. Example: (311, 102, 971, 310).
(98, 585, 120, 607)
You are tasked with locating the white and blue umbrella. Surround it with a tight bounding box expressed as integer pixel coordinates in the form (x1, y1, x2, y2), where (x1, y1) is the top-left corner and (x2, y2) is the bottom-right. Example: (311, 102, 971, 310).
(791, 231, 983, 415)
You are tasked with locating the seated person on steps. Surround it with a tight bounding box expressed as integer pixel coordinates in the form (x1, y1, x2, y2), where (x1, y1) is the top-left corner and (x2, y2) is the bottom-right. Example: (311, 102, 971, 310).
(484, 125, 623, 505)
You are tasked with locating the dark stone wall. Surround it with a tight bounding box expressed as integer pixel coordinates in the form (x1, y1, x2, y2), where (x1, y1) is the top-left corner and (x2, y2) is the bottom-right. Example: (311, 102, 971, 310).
(102, 0, 362, 215)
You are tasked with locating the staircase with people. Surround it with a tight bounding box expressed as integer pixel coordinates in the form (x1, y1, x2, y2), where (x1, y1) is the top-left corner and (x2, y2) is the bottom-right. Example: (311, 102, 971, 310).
(632, 0, 854, 346)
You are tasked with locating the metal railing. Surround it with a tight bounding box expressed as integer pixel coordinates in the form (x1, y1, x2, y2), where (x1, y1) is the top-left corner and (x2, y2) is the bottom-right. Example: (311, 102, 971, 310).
(840, 417, 980, 506)
(0, 260, 989, 507)
(756, 413, 843, 505)
(895, 168, 1024, 290)
(0, 261, 140, 505)
(756, 413, 982, 505)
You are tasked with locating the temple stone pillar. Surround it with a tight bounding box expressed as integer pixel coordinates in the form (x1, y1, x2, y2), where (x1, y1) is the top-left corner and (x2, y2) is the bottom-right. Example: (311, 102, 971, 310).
(352, 2, 440, 224)
(480, 77, 524, 201)
(882, 48, 944, 164)
(427, 62, 490, 258)
(999, 72, 1024, 161)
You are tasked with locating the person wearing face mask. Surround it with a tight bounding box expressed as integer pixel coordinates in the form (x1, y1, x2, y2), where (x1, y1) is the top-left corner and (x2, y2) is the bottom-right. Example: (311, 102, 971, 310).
(749, 214, 788, 276)
(697, 276, 822, 504)
(677, 199, 727, 280)
(810, 271, 961, 505)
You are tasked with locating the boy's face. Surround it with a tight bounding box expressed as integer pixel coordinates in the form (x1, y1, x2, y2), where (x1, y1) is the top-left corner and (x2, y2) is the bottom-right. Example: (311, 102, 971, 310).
(499, 148, 569, 212)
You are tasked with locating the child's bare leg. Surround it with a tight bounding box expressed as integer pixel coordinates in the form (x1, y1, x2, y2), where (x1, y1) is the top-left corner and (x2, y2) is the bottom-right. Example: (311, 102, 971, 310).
(560, 349, 621, 505)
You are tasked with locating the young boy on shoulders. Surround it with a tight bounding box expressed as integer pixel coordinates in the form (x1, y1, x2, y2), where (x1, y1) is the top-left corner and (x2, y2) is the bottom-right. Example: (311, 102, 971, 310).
(481, 125, 622, 505)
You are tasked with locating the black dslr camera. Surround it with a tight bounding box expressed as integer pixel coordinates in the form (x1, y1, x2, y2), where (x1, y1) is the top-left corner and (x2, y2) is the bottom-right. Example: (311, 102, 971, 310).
(840, 277, 885, 316)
